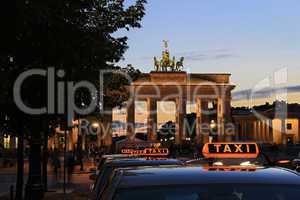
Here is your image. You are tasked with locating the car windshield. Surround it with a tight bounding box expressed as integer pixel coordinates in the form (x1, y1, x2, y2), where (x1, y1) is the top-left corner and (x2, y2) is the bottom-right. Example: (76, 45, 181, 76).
(113, 184, 300, 200)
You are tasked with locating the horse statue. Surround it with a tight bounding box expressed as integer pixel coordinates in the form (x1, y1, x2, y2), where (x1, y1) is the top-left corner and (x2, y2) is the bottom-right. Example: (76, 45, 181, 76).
(175, 57, 184, 71)
(153, 41, 184, 72)
(154, 57, 161, 71)
(169, 56, 176, 71)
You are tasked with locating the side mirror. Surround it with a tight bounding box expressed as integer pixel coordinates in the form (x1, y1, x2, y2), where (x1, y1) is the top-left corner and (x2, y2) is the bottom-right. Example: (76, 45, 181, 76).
(89, 173, 97, 181)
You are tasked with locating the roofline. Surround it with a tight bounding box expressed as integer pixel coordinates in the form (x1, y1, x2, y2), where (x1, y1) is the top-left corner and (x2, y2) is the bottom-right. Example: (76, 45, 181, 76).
(144, 72, 232, 76)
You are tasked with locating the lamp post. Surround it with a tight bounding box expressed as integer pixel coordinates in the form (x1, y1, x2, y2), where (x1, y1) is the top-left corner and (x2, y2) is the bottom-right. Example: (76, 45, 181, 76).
(210, 120, 217, 142)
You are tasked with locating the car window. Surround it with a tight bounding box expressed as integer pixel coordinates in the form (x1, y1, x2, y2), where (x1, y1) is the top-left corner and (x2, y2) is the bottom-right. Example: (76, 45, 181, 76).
(113, 184, 300, 200)
(95, 166, 114, 199)
(93, 162, 108, 191)
(99, 169, 119, 199)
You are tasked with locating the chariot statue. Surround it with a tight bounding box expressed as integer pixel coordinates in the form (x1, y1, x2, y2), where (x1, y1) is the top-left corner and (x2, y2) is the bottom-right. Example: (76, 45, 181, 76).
(153, 41, 184, 72)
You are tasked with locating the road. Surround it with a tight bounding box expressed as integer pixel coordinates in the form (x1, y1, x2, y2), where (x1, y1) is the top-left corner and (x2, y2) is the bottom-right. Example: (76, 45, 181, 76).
(0, 160, 94, 199)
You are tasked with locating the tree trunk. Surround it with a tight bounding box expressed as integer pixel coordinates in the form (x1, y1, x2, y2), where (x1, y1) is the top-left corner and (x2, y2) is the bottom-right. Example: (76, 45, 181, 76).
(42, 124, 48, 192)
(42, 117, 49, 192)
(25, 117, 44, 200)
(25, 143, 44, 200)
(15, 115, 24, 200)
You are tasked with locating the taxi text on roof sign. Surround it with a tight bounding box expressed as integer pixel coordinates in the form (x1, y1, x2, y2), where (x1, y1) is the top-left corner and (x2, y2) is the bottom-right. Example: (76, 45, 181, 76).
(121, 148, 169, 156)
(202, 143, 259, 158)
(203, 166, 257, 172)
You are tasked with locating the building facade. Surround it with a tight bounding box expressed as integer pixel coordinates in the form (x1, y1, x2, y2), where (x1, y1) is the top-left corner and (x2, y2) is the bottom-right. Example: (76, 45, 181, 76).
(126, 71, 235, 144)
(233, 106, 300, 144)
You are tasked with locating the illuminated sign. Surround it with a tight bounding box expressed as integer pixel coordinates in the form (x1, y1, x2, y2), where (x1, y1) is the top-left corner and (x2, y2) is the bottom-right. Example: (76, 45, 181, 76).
(119, 142, 161, 148)
(143, 148, 169, 156)
(202, 143, 259, 158)
(121, 148, 169, 156)
(204, 166, 257, 171)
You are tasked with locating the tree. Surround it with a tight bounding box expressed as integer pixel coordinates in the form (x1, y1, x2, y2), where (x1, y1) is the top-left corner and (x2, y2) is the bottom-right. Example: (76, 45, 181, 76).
(1, 0, 147, 199)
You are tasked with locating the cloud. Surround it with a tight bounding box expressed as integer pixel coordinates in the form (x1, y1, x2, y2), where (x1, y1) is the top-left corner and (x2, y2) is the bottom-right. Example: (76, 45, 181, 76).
(175, 49, 237, 61)
(232, 85, 300, 101)
(184, 53, 207, 61)
(213, 53, 236, 59)
(139, 49, 237, 62)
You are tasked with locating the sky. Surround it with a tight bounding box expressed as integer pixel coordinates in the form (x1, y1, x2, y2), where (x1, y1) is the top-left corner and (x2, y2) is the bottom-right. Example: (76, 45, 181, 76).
(113, 0, 300, 128)
(117, 0, 300, 92)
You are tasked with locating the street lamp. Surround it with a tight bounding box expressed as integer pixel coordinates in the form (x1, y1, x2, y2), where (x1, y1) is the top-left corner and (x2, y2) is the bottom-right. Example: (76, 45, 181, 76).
(92, 122, 100, 129)
(210, 120, 217, 130)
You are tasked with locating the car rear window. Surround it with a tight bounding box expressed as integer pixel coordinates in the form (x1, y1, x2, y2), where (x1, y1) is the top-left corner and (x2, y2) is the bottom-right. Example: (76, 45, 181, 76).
(113, 184, 300, 200)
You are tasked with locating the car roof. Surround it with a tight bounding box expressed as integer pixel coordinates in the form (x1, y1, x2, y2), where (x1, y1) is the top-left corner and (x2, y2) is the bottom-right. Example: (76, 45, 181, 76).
(117, 166, 300, 188)
(105, 158, 183, 167)
(102, 154, 137, 159)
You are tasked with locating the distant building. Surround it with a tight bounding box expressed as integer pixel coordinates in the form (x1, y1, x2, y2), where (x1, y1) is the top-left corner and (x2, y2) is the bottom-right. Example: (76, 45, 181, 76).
(232, 103, 300, 145)
(0, 133, 18, 150)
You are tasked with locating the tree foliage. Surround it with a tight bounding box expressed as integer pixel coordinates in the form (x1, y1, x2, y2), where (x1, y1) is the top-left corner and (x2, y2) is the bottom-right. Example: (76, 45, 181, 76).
(1, 0, 147, 126)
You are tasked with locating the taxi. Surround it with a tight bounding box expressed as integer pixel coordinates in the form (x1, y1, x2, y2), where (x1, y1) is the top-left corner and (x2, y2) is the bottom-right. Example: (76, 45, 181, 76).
(186, 143, 267, 167)
(95, 154, 139, 172)
(100, 143, 300, 200)
(91, 147, 183, 200)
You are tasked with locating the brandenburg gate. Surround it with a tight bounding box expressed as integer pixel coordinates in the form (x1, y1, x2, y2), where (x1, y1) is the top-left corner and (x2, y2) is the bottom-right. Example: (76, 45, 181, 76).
(125, 42, 235, 144)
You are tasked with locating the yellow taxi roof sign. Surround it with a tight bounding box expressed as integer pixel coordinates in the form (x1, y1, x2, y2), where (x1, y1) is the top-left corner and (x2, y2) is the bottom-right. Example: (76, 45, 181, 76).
(121, 148, 169, 157)
(203, 166, 257, 172)
(202, 143, 259, 159)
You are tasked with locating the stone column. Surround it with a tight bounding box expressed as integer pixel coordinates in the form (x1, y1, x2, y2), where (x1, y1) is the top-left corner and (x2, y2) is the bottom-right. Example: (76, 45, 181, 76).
(195, 98, 202, 144)
(249, 120, 254, 141)
(298, 119, 300, 143)
(253, 119, 258, 142)
(263, 120, 268, 142)
(260, 121, 264, 142)
(264, 120, 268, 142)
(104, 110, 113, 146)
(237, 122, 241, 141)
(126, 101, 135, 140)
(265, 120, 269, 142)
(240, 122, 244, 141)
(217, 97, 225, 141)
(202, 100, 210, 143)
(269, 119, 274, 143)
(147, 98, 157, 141)
(242, 121, 246, 141)
(195, 98, 209, 144)
(281, 119, 286, 145)
(175, 98, 186, 144)
(258, 121, 262, 142)
(256, 121, 260, 142)
(262, 121, 266, 142)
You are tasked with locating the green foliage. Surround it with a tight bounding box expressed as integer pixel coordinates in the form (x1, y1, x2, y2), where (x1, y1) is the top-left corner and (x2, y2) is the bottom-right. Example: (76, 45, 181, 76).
(1, 0, 146, 111)
(14, 0, 146, 68)
(1, 0, 147, 132)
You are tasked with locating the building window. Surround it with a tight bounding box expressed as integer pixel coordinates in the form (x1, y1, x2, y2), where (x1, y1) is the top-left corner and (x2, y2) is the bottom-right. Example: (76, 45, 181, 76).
(4, 134, 10, 149)
(286, 123, 292, 130)
(15, 137, 18, 149)
(208, 101, 214, 109)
